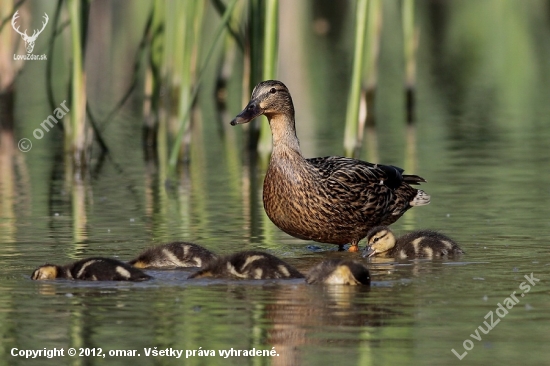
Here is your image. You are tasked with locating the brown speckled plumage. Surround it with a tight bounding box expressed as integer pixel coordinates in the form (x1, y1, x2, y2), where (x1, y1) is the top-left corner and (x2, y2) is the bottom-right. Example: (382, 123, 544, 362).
(231, 80, 430, 251)
(128, 242, 218, 269)
(31, 257, 152, 281)
(363, 226, 464, 258)
(188, 251, 304, 280)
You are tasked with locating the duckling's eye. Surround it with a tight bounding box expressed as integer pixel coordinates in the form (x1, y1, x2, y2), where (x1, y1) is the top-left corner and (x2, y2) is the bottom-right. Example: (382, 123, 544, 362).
(373, 237, 380, 243)
(269, 88, 277, 94)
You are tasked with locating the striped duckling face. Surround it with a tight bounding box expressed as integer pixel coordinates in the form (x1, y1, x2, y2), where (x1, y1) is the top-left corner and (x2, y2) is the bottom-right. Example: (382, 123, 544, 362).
(363, 227, 396, 258)
(31, 265, 61, 280)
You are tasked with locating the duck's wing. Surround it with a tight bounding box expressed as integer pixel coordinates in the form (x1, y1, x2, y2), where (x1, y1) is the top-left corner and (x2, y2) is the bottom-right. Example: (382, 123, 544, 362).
(307, 156, 427, 224)
(307, 156, 416, 190)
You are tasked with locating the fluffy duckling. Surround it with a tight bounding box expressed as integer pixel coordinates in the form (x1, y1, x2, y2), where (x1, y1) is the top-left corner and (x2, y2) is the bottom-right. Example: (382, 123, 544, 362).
(31, 257, 152, 281)
(128, 242, 218, 269)
(188, 251, 304, 280)
(306, 259, 370, 285)
(230, 80, 429, 252)
(362, 226, 464, 259)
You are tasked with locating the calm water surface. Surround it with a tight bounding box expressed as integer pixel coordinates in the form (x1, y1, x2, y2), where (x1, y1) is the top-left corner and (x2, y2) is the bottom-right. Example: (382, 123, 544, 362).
(3, 106, 550, 366)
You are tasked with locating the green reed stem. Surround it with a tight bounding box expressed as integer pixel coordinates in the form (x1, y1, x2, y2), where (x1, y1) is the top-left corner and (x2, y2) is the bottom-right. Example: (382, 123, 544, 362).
(344, 0, 369, 157)
(249, 0, 264, 87)
(403, 0, 416, 88)
(68, 0, 87, 164)
(365, 0, 382, 91)
(403, 0, 417, 123)
(175, 0, 204, 161)
(262, 0, 278, 80)
(168, 0, 238, 170)
(246, 0, 264, 148)
(258, 0, 278, 156)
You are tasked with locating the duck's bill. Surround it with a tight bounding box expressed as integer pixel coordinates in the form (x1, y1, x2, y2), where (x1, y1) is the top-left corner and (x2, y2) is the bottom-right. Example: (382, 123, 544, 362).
(230, 102, 262, 125)
(362, 246, 376, 258)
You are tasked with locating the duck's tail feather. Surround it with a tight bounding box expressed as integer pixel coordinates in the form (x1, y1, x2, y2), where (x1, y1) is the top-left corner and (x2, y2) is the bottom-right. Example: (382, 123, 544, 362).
(403, 174, 427, 185)
(410, 190, 430, 206)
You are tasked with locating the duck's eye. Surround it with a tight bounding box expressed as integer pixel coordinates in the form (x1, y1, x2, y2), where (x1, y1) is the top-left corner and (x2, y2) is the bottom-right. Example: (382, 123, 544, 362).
(269, 88, 277, 94)
(373, 237, 379, 243)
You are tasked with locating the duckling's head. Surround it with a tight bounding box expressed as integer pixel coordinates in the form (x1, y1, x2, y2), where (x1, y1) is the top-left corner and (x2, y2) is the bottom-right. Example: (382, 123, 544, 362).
(362, 226, 396, 257)
(31, 265, 60, 280)
(324, 261, 371, 285)
(306, 259, 370, 285)
(230, 80, 294, 125)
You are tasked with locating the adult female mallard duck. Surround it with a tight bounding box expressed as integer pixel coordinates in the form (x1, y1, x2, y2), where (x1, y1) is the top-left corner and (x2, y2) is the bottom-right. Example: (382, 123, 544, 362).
(231, 80, 430, 252)
(128, 242, 218, 269)
(306, 259, 370, 285)
(188, 250, 304, 280)
(362, 226, 464, 258)
(31, 257, 152, 281)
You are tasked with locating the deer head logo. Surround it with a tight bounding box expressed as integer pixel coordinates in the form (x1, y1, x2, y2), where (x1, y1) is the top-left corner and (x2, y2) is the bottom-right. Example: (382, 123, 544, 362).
(11, 10, 49, 54)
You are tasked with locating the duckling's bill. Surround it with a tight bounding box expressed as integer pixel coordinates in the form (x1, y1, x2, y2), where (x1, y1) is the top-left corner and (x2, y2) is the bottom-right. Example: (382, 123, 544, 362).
(362, 246, 376, 258)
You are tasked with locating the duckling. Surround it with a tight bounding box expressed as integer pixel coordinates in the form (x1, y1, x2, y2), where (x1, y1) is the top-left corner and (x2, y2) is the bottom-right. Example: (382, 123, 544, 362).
(306, 259, 370, 285)
(230, 80, 429, 252)
(188, 251, 304, 280)
(128, 242, 218, 269)
(362, 226, 464, 259)
(31, 257, 152, 281)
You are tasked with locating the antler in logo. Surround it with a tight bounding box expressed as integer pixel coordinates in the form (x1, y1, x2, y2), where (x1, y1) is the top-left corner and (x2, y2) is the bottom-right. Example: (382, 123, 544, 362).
(11, 10, 49, 54)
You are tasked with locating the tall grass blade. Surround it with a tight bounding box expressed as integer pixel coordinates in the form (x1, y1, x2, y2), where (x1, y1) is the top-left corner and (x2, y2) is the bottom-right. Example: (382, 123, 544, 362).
(344, 0, 369, 157)
(168, 0, 239, 170)
(258, 0, 278, 157)
(246, 0, 265, 149)
(363, 0, 382, 128)
(0, 0, 23, 93)
(402, 0, 417, 123)
(68, 0, 88, 165)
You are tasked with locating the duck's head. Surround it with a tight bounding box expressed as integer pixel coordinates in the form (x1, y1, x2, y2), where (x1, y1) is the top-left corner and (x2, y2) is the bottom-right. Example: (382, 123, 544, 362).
(230, 80, 294, 125)
(362, 226, 396, 257)
(31, 265, 60, 280)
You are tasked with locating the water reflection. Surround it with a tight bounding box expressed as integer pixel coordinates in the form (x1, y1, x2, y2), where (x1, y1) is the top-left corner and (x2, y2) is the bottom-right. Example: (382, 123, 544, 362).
(265, 284, 401, 365)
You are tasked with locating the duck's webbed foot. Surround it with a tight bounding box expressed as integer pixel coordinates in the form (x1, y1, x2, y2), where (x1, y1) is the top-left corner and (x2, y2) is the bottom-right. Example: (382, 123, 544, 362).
(348, 242, 359, 253)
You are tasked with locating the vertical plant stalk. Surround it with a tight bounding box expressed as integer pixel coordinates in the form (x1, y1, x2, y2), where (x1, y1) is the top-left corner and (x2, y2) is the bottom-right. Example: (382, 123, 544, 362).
(402, 0, 417, 123)
(175, 1, 204, 161)
(0, 133, 16, 244)
(359, 0, 383, 162)
(344, 0, 369, 157)
(167, 0, 239, 170)
(68, 0, 88, 164)
(246, 0, 264, 149)
(258, 0, 278, 157)
(0, 0, 20, 94)
(149, 0, 164, 113)
(363, 0, 382, 129)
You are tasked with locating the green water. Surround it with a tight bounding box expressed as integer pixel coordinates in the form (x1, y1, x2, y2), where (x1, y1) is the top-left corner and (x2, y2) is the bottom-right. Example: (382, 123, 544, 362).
(2, 0, 550, 365)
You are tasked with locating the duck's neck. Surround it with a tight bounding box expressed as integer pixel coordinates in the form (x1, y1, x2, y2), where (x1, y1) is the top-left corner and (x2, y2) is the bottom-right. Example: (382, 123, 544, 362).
(266, 113, 302, 157)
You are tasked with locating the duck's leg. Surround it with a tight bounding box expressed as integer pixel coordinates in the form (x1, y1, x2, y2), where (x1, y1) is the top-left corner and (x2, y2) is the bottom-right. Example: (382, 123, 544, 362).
(348, 240, 359, 252)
